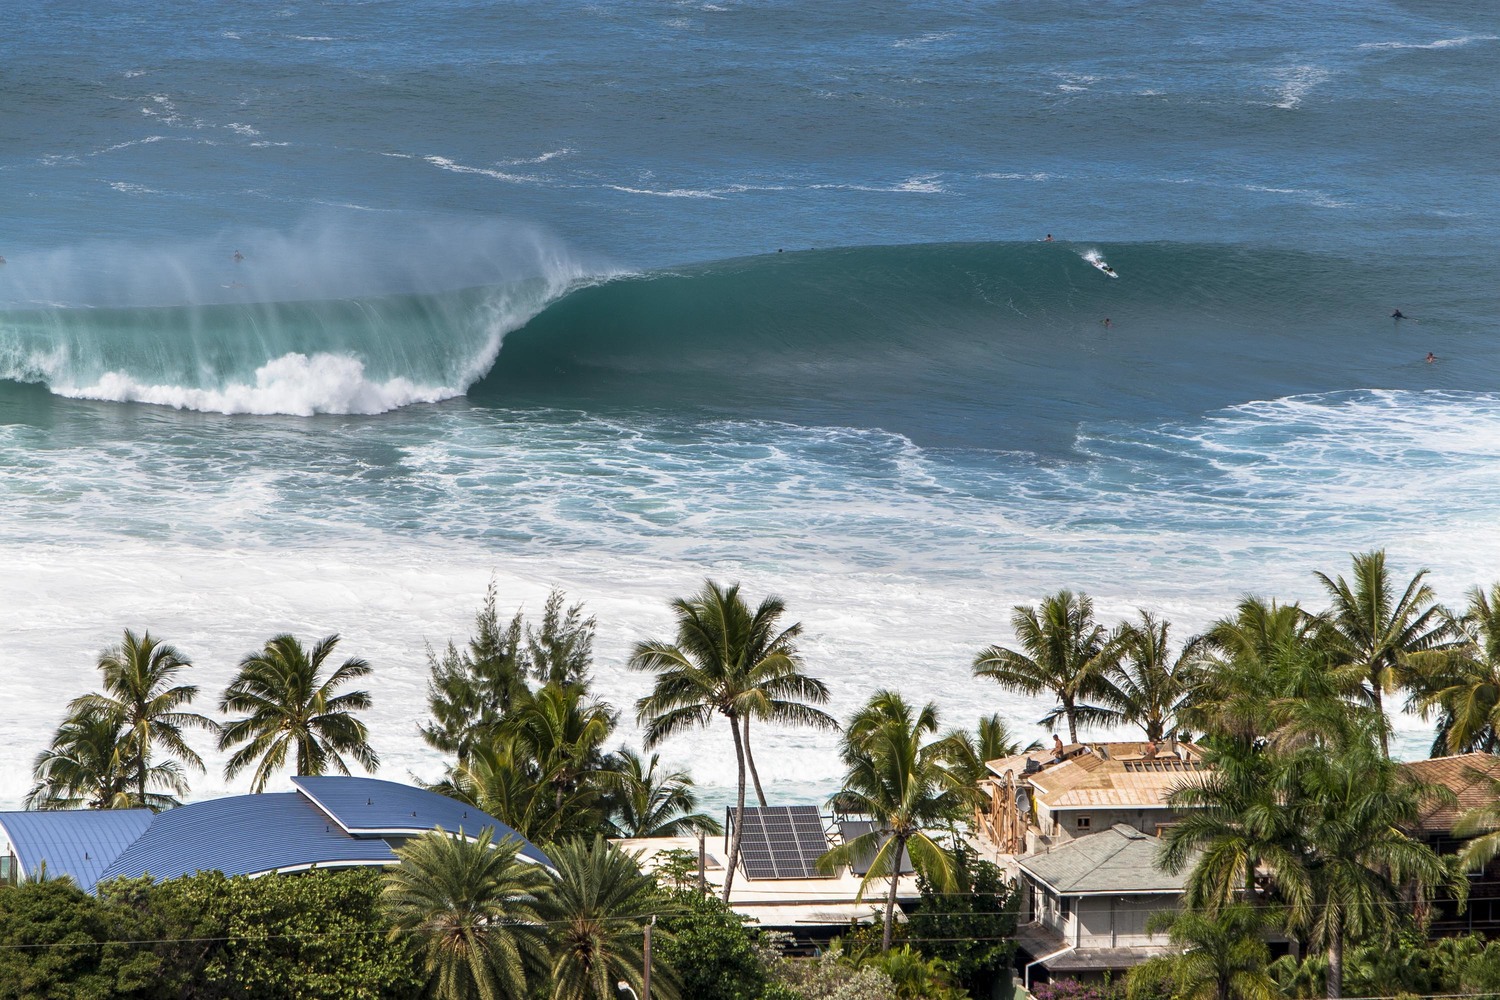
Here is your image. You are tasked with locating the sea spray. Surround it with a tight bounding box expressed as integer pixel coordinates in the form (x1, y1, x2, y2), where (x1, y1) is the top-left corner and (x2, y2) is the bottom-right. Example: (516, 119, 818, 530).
(0, 216, 607, 415)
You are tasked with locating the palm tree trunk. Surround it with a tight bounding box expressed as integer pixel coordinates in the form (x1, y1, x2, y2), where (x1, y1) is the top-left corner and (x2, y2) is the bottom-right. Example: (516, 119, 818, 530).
(1063, 696, 1078, 744)
(742, 716, 768, 808)
(1372, 683, 1389, 757)
(1326, 932, 1343, 999)
(883, 836, 905, 952)
(723, 713, 748, 904)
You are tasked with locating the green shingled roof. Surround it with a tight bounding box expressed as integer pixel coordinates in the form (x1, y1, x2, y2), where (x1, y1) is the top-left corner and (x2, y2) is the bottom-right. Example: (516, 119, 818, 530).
(1017, 824, 1189, 895)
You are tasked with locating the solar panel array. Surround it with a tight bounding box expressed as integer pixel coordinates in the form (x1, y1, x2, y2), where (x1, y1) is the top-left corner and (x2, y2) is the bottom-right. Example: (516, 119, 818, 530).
(731, 805, 834, 879)
(838, 820, 914, 877)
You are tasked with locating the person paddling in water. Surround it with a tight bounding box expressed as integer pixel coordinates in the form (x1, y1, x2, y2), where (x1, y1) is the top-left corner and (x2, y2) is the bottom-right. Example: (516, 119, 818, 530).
(1044, 233, 1054, 242)
(1102, 317, 1112, 329)
(1426, 352, 1437, 363)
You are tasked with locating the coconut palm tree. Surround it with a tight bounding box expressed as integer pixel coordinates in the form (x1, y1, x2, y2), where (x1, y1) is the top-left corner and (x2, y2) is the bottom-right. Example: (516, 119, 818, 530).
(1169, 708, 1458, 1000)
(509, 682, 618, 821)
(1314, 549, 1453, 756)
(1179, 596, 1331, 745)
(68, 629, 212, 807)
(1418, 583, 1500, 755)
(632, 580, 834, 902)
(540, 835, 680, 1000)
(381, 828, 550, 1000)
(973, 590, 1118, 744)
(218, 633, 378, 792)
(1125, 904, 1280, 1000)
(1102, 611, 1207, 742)
(1280, 717, 1457, 999)
(27, 707, 187, 810)
(605, 748, 721, 838)
(818, 691, 970, 952)
(941, 713, 1025, 789)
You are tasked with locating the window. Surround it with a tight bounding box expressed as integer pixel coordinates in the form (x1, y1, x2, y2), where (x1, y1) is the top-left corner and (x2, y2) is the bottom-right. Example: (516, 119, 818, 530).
(1075, 815, 1091, 831)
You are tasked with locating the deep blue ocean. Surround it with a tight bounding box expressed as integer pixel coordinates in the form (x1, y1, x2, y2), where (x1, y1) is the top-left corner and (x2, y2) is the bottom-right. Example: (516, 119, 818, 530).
(2, 0, 1498, 806)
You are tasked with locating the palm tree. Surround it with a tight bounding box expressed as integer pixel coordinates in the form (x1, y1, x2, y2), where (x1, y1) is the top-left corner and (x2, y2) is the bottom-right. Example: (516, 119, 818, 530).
(1180, 596, 1322, 744)
(632, 580, 834, 902)
(972, 590, 1118, 744)
(1281, 719, 1457, 998)
(1418, 583, 1500, 755)
(27, 707, 187, 810)
(1102, 611, 1206, 741)
(1125, 904, 1280, 1000)
(1168, 709, 1458, 1000)
(1314, 549, 1453, 756)
(818, 691, 971, 951)
(540, 836, 680, 1000)
(381, 828, 550, 1000)
(68, 629, 212, 807)
(509, 683, 618, 821)
(218, 633, 379, 792)
(942, 713, 1025, 789)
(605, 748, 721, 838)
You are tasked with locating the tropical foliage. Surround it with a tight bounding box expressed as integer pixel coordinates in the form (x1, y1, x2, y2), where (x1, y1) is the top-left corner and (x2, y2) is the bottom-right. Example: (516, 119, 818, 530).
(218, 632, 379, 791)
(380, 828, 550, 1000)
(818, 691, 972, 951)
(973, 589, 1117, 743)
(632, 579, 836, 901)
(540, 835, 678, 1000)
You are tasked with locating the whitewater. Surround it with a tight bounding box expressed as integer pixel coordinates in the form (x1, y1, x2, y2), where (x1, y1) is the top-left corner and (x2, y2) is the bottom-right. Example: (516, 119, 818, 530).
(2, 0, 1498, 809)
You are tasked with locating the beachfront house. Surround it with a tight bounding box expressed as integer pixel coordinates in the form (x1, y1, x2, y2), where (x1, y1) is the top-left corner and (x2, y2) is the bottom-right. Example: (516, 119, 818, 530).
(975, 740, 1209, 856)
(1012, 823, 1188, 987)
(613, 804, 921, 948)
(1403, 753, 1500, 937)
(0, 776, 552, 892)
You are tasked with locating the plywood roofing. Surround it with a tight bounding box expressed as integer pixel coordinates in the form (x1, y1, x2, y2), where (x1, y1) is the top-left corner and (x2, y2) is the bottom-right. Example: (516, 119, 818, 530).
(985, 743, 1209, 810)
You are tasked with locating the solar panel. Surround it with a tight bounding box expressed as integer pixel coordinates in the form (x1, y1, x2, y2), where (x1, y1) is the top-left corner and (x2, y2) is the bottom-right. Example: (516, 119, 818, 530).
(838, 820, 914, 877)
(728, 805, 834, 880)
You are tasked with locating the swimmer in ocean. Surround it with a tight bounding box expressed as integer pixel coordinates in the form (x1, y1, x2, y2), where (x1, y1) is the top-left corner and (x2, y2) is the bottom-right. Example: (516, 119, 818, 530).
(1044, 234, 1053, 242)
(1392, 308, 1405, 320)
(1426, 352, 1437, 363)
(1102, 317, 1112, 329)
(233, 250, 244, 264)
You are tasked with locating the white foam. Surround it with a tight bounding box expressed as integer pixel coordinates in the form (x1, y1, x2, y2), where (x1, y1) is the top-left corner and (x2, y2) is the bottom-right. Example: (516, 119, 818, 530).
(1359, 35, 1498, 50)
(498, 148, 574, 166)
(605, 184, 724, 199)
(811, 174, 945, 194)
(894, 31, 954, 49)
(423, 155, 539, 185)
(107, 181, 161, 195)
(54, 352, 461, 416)
(0, 389, 1493, 805)
(1268, 64, 1331, 109)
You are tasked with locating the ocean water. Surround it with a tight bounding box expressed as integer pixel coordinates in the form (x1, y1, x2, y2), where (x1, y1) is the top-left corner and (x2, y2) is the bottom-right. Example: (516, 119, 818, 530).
(2, 0, 1498, 808)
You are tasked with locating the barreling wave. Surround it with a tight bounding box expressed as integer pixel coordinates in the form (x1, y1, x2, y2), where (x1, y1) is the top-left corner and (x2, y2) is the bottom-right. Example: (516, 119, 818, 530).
(477, 241, 1481, 449)
(1, 240, 1482, 428)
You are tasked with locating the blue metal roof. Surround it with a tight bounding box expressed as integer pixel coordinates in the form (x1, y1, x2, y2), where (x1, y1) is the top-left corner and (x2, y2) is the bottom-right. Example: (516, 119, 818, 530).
(0, 809, 154, 890)
(292, 775, 551, 866)
(99, 792, 396, 888)
(0, 777, 550, 893)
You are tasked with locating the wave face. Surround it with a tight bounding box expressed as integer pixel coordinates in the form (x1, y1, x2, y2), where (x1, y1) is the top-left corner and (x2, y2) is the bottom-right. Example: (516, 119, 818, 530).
(479, 241, 1489, 450)
(0, 219, 592, 415)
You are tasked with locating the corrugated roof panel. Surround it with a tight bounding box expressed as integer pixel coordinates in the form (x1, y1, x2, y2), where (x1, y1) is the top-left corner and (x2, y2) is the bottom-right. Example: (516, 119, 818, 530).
(0, 809, 154, 889)
(100, 792, 394, 887)
(292, 776, 550, 866)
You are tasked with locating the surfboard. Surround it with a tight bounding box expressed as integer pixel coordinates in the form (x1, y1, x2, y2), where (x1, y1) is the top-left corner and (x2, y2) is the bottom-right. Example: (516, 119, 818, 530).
(1090, 258, 1118, 278)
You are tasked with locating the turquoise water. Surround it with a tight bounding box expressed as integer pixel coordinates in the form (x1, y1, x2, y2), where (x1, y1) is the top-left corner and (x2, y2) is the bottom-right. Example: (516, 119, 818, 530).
(2, 0, 1498, 806)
